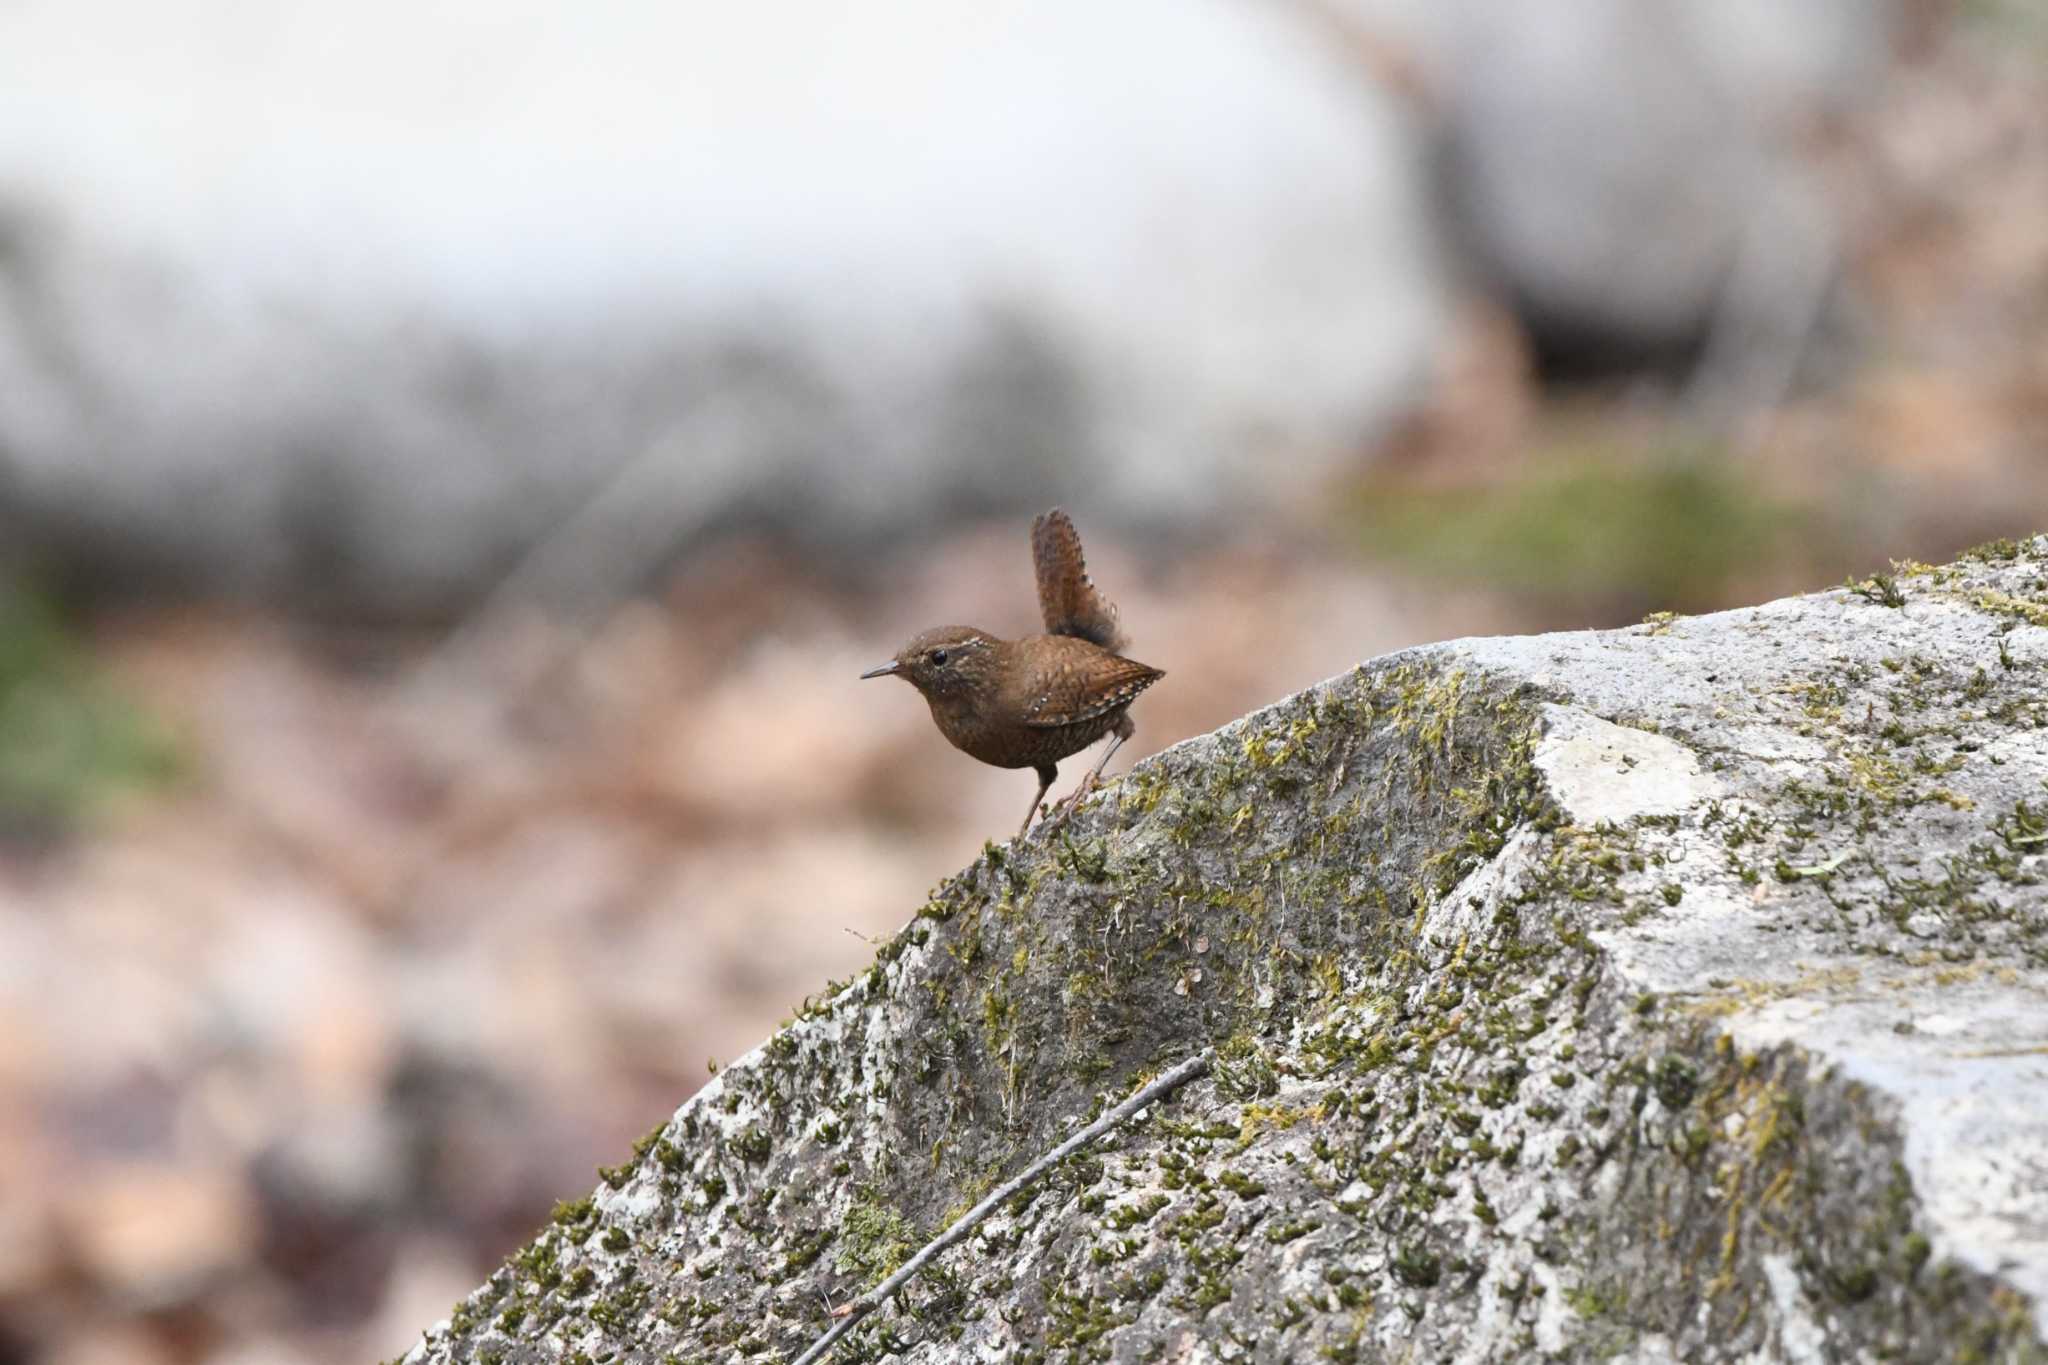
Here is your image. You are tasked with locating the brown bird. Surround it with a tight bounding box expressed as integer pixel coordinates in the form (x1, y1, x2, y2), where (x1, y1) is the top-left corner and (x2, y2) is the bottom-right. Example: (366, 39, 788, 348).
(862, 509, 1164, 837)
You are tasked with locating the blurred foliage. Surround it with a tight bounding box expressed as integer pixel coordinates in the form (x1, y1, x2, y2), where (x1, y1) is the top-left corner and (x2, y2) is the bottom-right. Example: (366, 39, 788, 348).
(1349, 446, 1819, 613)
(1965, 0, 2048, 48)
(0, 581, 180, 835)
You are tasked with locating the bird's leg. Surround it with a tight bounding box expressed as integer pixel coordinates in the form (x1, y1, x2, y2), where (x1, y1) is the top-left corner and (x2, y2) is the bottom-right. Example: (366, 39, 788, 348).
(1071, 733, 1126, 807)
(1019, 764, 1058, 838)
(1060, 713, 1134, 820)
(1088, 715, 1134, 784)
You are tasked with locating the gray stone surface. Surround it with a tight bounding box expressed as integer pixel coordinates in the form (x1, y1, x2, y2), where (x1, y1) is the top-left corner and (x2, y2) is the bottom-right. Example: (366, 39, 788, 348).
(401, 539, 2047, 1363)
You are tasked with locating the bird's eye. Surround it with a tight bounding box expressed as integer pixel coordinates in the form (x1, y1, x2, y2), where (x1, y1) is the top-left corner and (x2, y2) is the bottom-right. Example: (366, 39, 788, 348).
(930, 648, 950, 666)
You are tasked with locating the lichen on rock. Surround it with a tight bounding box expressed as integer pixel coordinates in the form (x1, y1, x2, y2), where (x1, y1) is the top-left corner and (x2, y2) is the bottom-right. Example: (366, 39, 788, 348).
(403, 538, 2048, 1364)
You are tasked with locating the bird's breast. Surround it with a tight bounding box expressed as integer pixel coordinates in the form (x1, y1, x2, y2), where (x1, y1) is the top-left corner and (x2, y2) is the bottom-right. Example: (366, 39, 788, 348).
(925, 688, 1070, 770)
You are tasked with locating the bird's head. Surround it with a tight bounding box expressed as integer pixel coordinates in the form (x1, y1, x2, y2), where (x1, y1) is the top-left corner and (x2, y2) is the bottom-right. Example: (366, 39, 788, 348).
(860, 626, 1001, 699)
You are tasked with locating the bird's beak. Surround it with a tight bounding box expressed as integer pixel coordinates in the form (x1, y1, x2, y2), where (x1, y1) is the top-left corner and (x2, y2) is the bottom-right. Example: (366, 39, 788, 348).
(859, 661, 901, 680)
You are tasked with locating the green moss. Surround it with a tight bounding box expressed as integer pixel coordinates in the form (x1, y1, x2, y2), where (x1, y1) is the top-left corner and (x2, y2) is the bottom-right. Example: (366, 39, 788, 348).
(1118, 766, 1170, 815)
(1973, 589, 2048, 629)
(1345, 450, 1808, 606)
(514, 1236, 562, 1292)
(0, 581, 181, 834)
(837, 1200, 917, 1287)
(1653, 1056, 1699, 1110)
(1216, 1169, 1268, 1200)
(729, 1125, 772, 1164)
(1564, 1279, 1627, 1318)
(1213, 1032, 1281, 1101)
(1186, 1274, 1234, 1311)
(1847, 572, 1907, 608)
(1046, 1284, 1128, 1345)
(588, 1280, 650, 1332)
(1390, 1244, 1441, 1289)
(1267, 1218, 1320, 1244)
(1103, 1193, 1171, 1230)
(1962, 537, 2027, 564)
(551, 1196, 599, 1241)
(779, 1227, 833, 1276)
(1826, 1262, 1880, 1305)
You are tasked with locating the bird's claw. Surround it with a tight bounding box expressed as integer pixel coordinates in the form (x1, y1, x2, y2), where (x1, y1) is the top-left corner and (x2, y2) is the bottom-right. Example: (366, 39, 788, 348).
(1033, 770, 1104, 837)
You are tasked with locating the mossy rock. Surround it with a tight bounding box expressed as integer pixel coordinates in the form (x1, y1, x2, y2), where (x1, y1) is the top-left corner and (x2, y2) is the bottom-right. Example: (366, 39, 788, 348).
(403, 538, 2048, 1364)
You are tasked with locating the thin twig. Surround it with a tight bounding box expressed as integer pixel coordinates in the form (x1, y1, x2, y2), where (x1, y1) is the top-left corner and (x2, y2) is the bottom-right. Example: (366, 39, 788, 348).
(790, 1050, 1213, 1365)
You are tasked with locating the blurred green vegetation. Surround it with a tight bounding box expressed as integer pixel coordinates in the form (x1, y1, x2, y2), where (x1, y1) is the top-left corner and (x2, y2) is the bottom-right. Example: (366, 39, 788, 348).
(0, 581, 180, 836)
(1965, 0, 2048, 49)
(1349, 447, 1822, 614)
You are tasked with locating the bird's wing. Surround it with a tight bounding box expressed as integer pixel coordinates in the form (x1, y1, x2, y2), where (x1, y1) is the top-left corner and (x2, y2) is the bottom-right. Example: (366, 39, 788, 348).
(1022, 655, 1164, 728)
(1031, 508, 1127, 652)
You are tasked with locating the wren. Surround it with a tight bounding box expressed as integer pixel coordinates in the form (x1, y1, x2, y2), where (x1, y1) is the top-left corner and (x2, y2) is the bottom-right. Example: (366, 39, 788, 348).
(862, 509, 1164, 837)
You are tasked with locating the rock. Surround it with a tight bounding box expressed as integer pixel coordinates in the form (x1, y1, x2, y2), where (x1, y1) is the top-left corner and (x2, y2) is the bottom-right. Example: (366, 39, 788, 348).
(0, 0, 1437, 607)
(42, 1323, 177, 1365)
(402, 538, 2045, 1362)
(58, 1162, 258, 1307)
(1426, 0, 1887, 378)
(0, 1, 1909, 606)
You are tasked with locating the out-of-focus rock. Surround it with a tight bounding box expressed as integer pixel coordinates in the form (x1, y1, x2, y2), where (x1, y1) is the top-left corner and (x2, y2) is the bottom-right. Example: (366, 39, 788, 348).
(608, 829, 937, 1063)
(44, 1323, 177, 1365)
(0, 1195, 55, 1301)
(59, 1163, 258, 1306)
(0, 0, 1916, 608)
(365, 1241, 495, 1365)
(651, 634, 921, 824)
(0, 0, 1438, 608)
(1438, 0, 1846, 369)
(1319, 0, 1900, 382)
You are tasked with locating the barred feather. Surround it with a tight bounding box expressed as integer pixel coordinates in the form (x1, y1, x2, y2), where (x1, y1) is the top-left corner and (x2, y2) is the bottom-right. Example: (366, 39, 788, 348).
(1021, 653, 1163, 729)
(1031, 508, 1126, 652)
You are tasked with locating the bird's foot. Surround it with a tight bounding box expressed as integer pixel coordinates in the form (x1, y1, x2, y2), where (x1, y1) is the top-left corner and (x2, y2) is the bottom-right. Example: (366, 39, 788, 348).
(1040, 770, 1104, 834)
(1032, 800, 1073, 839)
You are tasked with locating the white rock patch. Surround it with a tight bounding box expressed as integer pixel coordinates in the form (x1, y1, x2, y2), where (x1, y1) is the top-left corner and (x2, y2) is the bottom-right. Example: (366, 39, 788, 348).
(1535, 705, 1721, 825)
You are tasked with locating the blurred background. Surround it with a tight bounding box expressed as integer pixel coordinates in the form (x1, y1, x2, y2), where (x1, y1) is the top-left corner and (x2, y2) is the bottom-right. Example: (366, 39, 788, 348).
(0, 0, 2043, 1360)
